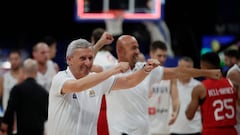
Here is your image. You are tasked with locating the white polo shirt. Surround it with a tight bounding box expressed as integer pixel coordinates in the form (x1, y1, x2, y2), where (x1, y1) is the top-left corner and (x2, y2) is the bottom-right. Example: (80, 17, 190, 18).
(47, 67, 115, 135)
(107, 62, 164, 135)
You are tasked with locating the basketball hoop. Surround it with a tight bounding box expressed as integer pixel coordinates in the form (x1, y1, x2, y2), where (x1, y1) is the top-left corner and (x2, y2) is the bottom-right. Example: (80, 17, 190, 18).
(105, 10, 124, 36)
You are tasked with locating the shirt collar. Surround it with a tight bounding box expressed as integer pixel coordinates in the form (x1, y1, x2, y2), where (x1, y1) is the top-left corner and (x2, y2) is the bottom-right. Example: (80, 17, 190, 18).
(66, 66, 76, 79)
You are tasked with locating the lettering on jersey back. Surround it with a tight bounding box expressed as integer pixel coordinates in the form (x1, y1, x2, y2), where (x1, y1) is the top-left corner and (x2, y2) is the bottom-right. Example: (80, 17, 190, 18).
(208, 87, 234, 97)
(152, 86, 168, 94)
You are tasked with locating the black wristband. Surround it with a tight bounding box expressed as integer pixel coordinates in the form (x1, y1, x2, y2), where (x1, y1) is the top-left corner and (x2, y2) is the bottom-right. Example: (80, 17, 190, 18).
(143, 64, 150, 73)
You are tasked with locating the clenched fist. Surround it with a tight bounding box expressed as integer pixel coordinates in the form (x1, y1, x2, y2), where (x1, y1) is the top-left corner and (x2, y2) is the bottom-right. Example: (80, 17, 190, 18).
(98, 32, 114, 46)
(114, 62, 130, 74)
(206, 69, 222, 80)
(143, 59, 160, 73)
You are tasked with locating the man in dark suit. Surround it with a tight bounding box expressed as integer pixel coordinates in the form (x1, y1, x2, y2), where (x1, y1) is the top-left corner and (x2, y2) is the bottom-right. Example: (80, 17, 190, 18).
(0, 58, 49, 135)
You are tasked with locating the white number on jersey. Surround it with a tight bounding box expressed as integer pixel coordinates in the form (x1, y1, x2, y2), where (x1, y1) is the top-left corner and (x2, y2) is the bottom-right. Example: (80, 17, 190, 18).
(213, 98, 235, 121)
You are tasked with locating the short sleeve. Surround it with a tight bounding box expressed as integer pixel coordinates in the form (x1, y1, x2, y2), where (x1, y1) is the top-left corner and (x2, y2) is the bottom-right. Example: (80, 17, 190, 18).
(148, 66, 164, 86)
(133, 62, 146, 71)
(49, 72, 73, 96)
(102, 65, 115, 71)
(123, 62, 164, 88)
(93, 76, 116, 95)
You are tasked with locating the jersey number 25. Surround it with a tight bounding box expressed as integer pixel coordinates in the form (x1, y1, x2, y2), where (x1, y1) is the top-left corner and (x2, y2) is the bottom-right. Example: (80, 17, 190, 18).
(213, 98, 235, 121)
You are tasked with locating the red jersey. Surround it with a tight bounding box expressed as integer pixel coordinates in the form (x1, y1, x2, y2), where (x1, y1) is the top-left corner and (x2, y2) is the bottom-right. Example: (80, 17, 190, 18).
(201, 78, 237, 135)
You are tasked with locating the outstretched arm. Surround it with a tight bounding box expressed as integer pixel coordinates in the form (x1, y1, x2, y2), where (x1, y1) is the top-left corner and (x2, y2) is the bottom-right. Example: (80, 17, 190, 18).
(91, 64, 104, 73)
(61, 62, 129, 94)
(112, 59, 159, 90)
(162, 67, 221, 80)
(93, 32, 114, 57)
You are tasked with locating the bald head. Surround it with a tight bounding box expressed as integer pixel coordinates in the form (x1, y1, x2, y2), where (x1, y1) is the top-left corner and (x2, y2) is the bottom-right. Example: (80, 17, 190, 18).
(33, 42, 49, 52)
(23, 58, 38, 78)
(32, 42, 50, 64)
(116, 35, 139, 69)
(117, 35, 137, 50)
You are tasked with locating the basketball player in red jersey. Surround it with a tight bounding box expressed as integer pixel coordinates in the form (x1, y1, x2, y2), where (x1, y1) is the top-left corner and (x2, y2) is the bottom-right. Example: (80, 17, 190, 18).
(186, 52, 238, 135)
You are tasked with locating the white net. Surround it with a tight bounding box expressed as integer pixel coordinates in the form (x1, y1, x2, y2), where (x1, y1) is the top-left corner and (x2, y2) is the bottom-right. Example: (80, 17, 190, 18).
(105, 10, 124, 36)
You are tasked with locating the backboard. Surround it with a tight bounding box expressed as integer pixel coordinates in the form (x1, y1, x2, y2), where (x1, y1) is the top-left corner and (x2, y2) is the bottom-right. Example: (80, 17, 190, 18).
(75, 0, 162, 21)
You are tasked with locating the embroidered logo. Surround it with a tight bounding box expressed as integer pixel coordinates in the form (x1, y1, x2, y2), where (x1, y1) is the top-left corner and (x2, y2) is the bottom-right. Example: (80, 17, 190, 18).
(89, 90, 95, 97)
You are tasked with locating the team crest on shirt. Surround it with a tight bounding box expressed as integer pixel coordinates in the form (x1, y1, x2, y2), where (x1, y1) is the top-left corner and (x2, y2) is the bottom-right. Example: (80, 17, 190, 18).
(89, 89, 95, 97)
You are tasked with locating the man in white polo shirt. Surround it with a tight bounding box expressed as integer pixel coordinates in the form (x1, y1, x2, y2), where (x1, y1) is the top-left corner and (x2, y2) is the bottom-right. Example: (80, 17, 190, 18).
(47, 38, 159, 135)
(98, 35, 221, 135)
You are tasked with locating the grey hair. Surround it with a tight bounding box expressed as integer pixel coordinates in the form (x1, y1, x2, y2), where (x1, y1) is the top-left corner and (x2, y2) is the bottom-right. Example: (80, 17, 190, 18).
(23, 58, 38, 74)
(66, 38, 93, 57)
